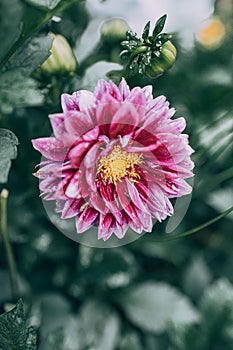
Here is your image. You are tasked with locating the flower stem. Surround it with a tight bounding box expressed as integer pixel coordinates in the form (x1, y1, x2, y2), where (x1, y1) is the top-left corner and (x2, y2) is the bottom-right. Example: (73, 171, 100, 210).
(0, 189, 18, 300)
(151, 205, 233, 242)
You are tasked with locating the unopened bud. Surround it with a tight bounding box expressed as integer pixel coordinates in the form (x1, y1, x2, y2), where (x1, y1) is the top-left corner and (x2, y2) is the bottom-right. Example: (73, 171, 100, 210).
(101, 18, 130, 44)
(40, 33, 77, 75)
(145, 40, 176, 78)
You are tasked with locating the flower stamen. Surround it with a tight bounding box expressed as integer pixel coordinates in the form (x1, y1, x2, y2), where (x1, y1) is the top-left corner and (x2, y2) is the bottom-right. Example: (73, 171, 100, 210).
(97, 145, 142, 185)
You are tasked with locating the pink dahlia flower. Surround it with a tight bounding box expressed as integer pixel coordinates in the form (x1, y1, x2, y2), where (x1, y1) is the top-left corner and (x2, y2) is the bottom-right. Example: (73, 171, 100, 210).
(32, 79, 194, 241)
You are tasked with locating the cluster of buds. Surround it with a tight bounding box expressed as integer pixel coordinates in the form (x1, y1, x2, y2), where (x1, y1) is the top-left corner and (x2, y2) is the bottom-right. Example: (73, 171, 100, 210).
(121, 15, 176, 78)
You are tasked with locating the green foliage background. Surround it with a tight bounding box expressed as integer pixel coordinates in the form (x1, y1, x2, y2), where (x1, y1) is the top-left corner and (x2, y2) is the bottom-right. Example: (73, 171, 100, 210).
(0, 0, 232, 349)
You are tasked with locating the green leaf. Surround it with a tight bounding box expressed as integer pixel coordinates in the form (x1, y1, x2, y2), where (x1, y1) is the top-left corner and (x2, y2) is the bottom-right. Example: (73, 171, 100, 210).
(0, 0, 82, 69)
(7, 35, 53, 73)
(24, 0, 61, 10)
(168, 323, 201, 350)
(0, 299, 37, 350)
(182, 255, 212, 299)
(200, 279, 233, 333)
(0, 129, 19, 183)
(0, 69, 44, 114)
(119, 282, 199, 333)
(0, 0, 23, 64)
(44, 328, 65, 350)
(152, 14, 167, 38)
(142, 21, 150, 40)
(77, 300, 120, 350)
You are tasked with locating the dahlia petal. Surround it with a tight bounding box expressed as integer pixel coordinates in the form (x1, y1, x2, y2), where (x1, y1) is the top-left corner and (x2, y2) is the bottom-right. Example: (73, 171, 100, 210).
(82, 126, 99, 142)
(113, 222, 128, 239)
(125, 178, 149, 213)
(118, 78, 130, 100)
(65, 172, 80, 198)
(159, 177, 193, 197)
(94, 79, 122, 102)
(68, 141, 92, 167)
(49, 113, 66, 139)
(78, 90, 95, 110)
(117, 181, 140, 224)
(109, 104, 139, 138)
(98, 213, 113, 240)
(61, 90, 95, 112)
(64, 111, 94, 138)
(95, 97, 119, 135)
(126, 87, 147, 106)
(84, 142, 101, 168)
(32, 138, 68, 161)
(76, 206, 98, 233)
(89, 192, 107, 213)
(142, 85, 153, 101)
(61, 198, 84, 219)
(137, 208, 153, 232)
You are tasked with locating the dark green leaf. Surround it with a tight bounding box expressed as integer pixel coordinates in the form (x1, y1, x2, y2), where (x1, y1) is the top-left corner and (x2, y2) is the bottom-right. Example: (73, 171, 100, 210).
(24, 0, 62, 10)
(200, 279, 233, 333)
(168, 323, 201, 350)
(43, 328, 65, 350)
(152, 14, 167, 38)
(182, 255, 212, 299)
(7, 35, 53, 73)
(0, 299, 37, 350)
(0, 0, 82, 69)
(142, 21, 151, 40)
(77, 300, 120, 350)
(119, 282, 199, 333)
(0, 0, 23, 64)
(0, 69, 44, 114)
(0, 129, 19, 183)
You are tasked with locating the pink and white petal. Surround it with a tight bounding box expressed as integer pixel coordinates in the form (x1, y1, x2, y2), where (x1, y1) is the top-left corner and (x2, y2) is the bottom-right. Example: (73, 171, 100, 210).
(94, 79, 111, 100)
(98, 213, 113, 240)
(89, 192, 107, 213)
(125, 178, 149, 213)
(32, 138, 68, 161)
(113, 221, 128, 239)
(64, 111, 94, 138)
(61, 90, 95, 112)
(84, 142, 101, 168)
(49, 113, 66, 139)
(65, 171, 80, 198)
(68, 141, 92, 168)
(118, 78, 130, 100)
(109, 103, 139, 138)
(96, 95, 120, 126)
(117, 181, 140, 224)
(61, 198, 84, 219)
(76, 206, 98, 233)
(142, 85, 153, 102)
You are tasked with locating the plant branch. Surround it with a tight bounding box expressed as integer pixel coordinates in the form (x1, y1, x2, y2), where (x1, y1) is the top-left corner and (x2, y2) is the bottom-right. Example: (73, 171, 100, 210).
(150, 205, 233, 242)
(0, 189, 18, 299)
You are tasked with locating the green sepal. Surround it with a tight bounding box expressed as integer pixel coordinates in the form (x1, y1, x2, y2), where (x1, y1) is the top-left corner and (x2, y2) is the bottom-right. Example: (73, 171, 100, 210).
(142, 21, 151, 40)
(152, 14, 167, 38)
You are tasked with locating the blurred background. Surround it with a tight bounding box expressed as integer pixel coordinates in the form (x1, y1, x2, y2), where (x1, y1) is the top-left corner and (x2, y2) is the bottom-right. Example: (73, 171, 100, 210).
(0, 0, 233, 349)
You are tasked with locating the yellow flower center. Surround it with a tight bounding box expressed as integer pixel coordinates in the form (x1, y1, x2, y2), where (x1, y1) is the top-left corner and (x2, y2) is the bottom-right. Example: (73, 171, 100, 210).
(97, 145, 142, 185)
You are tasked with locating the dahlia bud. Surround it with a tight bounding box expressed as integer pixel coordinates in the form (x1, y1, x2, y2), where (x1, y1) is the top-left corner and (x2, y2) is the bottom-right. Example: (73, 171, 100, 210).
(145, 40, 176, 78)
(101, 18, 130, 44)
(40, 33, 77, 75)
(120, 15, 176, 79)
